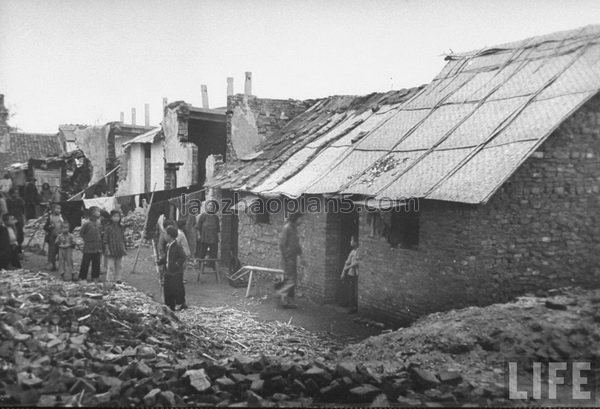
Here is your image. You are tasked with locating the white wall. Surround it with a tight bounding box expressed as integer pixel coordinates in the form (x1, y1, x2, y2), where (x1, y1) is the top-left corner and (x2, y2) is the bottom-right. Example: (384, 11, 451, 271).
(151, 141, 164, 191)
(163, 107, 195, 188)
(129, 144, 145, 195)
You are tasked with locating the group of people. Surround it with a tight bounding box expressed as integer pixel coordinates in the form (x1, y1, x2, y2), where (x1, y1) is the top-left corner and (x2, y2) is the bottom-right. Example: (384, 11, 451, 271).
(42, 204, 128, 282)
(0, 187, 30, 269)
(1, 174, 62, 220)
(0, 183, 360, 313)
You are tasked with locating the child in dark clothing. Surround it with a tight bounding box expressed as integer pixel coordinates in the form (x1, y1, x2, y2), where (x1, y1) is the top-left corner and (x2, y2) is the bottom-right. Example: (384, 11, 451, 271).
(103, 210, 126, 283)
(55, 221, 77, 281)
(79, 207, 102, 282)
(157, 226, 188, 311)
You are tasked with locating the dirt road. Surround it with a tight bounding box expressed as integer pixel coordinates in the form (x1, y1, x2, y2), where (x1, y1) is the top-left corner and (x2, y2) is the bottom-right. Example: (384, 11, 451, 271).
(20, 245, 380, 344)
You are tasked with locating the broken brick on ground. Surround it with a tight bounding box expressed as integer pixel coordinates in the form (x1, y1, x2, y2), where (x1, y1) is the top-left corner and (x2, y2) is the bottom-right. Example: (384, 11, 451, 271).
(1, 269, 599, 407)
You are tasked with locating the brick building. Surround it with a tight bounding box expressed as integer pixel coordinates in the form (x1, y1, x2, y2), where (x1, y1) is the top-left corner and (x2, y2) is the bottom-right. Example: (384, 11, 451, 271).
(209, 26, 600, 325)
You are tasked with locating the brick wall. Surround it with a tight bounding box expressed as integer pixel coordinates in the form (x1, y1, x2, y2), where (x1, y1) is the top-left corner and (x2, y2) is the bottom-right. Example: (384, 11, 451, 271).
(226, 94, 313, 161)
(236, 200, 331, 302)
(358, 94, 600, 326)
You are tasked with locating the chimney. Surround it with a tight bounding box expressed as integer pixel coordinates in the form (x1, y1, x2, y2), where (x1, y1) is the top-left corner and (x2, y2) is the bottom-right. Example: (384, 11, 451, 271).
(131, 108, 136, 126)
(119, 112, 124, 123)
(163, 97, 168, 109)
(227, 77, 234, 96)
(144, 104, 150, 126)
(201, 85, 209, 109)
(0, 94, 8, 127)
(244, 72, 252, 96)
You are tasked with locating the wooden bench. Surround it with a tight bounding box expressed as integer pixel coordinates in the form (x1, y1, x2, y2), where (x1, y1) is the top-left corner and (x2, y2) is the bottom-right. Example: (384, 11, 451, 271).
(229, 266, 285, 297)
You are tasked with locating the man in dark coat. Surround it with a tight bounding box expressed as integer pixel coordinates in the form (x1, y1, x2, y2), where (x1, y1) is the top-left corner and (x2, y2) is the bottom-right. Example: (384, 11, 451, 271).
(277, 212, 306, 308)
(157, 226, 188, 311)
(23, 178, 40, 220)
(196, 201, 220, 268)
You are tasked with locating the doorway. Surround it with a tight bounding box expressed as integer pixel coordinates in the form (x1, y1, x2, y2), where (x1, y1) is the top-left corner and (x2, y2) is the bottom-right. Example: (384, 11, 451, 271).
(335, 210, 359, 307)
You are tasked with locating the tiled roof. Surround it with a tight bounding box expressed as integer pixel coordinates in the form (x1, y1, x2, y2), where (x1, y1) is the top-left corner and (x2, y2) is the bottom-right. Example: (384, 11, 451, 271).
(210, 25, 600, 204)
(0, 132, 65, 170)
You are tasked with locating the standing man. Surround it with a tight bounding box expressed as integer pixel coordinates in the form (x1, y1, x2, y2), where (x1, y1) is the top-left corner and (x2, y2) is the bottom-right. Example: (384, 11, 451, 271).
(277, 212, 306, 308)
(23, 178, 40, 220)
(6, 188, 25, 254)
(196, 201, 220, 269)
(157, 225, 187, 311)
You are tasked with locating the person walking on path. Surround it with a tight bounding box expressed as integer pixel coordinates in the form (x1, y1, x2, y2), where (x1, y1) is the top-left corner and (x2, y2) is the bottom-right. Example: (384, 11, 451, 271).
(103, 210, 127, 283)
(43, 203, 64, 271)
(340, 235, 359, 313)
(55, 221, 77, 281)
(78, 206, 102, 282)
(157, 225, 188, 311)
(277, 212, 306, 308)
(196, 201, 220, 268)
(6, 188, 25, 254)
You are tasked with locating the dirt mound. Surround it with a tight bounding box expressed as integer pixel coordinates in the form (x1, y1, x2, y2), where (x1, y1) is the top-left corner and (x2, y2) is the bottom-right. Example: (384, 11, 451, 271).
(339, 287, 600, 404)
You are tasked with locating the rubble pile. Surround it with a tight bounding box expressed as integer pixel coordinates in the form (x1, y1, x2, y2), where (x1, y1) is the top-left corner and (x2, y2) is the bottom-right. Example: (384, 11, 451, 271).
(5, 267, 600, 406)
(122, 208, 150, 248)
(340, 287, 600, 405)
(0, 269, 411, 407)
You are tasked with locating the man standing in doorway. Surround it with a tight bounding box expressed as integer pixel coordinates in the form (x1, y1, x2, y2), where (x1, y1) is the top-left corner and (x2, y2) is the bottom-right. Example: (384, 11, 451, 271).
(196, 201, 220, 269)
(277, 212, 306, 308)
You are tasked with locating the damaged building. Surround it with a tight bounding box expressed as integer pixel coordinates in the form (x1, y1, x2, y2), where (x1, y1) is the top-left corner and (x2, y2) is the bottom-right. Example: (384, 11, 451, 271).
(117, 94, 227, 197)
(0, 94, 66, 191)
(209, 25, 600, 325)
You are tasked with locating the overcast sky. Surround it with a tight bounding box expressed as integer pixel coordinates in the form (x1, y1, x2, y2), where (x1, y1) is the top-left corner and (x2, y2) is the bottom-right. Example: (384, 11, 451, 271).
(1, 0, 600, 133)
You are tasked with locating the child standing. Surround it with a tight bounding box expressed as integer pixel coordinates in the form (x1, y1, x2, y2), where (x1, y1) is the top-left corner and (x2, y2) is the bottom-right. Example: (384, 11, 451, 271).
(340, 235, 359, 313)
(43, 203, 64, 271)
(79, 206, 102, 282)
(157, 226, 187, 311)
(103, 210, 126, 283)
(55, 221, 77, 281)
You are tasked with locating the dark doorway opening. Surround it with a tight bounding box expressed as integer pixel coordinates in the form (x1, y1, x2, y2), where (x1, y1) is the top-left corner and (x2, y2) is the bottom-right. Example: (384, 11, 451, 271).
(187, 117, 226, 186)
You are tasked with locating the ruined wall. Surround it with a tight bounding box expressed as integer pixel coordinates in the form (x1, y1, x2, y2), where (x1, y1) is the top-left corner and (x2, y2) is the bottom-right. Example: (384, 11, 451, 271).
(73, 125, 109, 184)
(359, 95, 600, 325)
(163, 105, 196, 188)
(226, 95, 312, 161)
